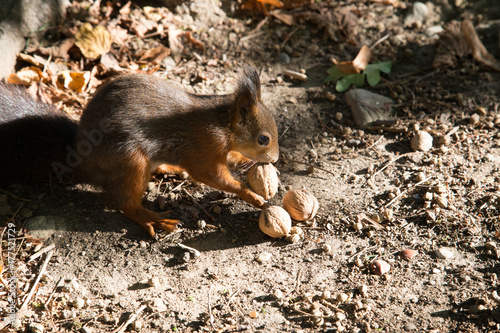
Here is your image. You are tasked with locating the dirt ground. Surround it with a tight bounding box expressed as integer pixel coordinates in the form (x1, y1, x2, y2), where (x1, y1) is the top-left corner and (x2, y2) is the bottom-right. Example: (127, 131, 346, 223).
(1, 0, 500, 332)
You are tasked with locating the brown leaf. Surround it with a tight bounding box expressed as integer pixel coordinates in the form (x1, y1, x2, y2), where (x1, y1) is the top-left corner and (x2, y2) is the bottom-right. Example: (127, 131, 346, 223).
(433, 21, 469, 68)
(183, 31, 205, 52)
(7, 67, 44, 86)
(298, 7, 358, 42)
(75, 23, 112, 59)
(168, 25, 184, 64)
(119, 1, 132, 15)
(461, 19, 500, 71)
(38, 37, 75, 61)
(57, 71, 90, 93)
(334, 45, 372, 74)
(270, 9, 295, 25)
(138, 46, 171, 65)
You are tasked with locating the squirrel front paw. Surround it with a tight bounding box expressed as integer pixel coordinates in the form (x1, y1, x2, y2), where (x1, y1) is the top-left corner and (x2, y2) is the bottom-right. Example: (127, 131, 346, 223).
(245, 191, 268, 209)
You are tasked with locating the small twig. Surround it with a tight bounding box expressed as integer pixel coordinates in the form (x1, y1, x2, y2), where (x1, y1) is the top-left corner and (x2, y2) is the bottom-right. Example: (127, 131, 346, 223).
(370, 33, 391, 50)
(29, 244, 55, 262)
(169, 179, 188, 194)
(368, 152, 416, 182)
(111, 304, 147, 333)
(240, 30, 267, 43)
(287, 159, 337, 176)
(208, 282, 215, 331)
(247, 16, 269, 36)
(361, 136, 385, 159)
(45, 276, 64, 308)
(21, 249, 54, 310)
(0, 188, 32, 202)
(283, 70, 307, 82)
(222, 288, 240, 310)
(292, 269, 302, 294)
(320, 299, 345, 313)
(181, 188, 215, 222)
(348, 243, 379, 262)
(280, 26, 301, 50)
(176, 242, 201, 258)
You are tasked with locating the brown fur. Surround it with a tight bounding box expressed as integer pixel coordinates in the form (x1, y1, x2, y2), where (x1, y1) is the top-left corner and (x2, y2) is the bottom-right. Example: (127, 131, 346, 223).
(0, 67, 279, 238)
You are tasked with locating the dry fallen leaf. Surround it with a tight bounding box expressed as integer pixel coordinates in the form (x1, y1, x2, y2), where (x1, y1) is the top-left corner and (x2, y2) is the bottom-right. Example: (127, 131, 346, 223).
(433, 21, 468, 68)
(138, 45, 171, 65)
(38, 37, 75, 61)
(433, 19, 500, 71)
(333, 45, 372, 74)
(57, 71, 91, 93)
(461, 19, 500, 71)
(7, 66, 44, 86)
(270, 9, 295, 25)
(75, 23, 112, 59)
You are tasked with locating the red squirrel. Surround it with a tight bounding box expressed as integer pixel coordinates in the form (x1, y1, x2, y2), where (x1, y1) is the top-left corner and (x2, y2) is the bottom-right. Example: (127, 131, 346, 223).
(0, 66, 279, 238)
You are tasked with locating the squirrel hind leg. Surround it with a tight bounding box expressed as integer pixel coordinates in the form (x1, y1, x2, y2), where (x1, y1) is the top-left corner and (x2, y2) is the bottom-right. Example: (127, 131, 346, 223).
(99, 151, 180, 238)
(153, 164, 186, 175)
(123, 205, 180, 239)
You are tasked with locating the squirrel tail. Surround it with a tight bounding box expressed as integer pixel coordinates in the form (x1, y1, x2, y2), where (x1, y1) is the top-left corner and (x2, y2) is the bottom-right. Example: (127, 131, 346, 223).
(0, 85, 78, 184)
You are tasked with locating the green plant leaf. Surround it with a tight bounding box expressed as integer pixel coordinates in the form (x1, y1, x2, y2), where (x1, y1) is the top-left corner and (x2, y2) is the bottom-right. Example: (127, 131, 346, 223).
(368, 61, 392, 73)
(325, 65, 345, 83)
(336, 73, 365, 92)
(365, 67, 381, 87)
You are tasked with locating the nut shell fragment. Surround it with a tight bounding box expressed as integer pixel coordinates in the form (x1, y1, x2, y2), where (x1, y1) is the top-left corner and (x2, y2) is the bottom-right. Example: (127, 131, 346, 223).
(283, 189, 319, 221)
(247, 163, 279, 200)
(259, 206, 291, 238)
(370, 259, 391, 275)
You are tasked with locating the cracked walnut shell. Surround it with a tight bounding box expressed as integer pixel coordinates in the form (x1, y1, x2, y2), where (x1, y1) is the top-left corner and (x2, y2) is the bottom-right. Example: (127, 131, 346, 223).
(247, 163, 279, 200)
(259, 206, 291, 238)
(283, 189, 319, 221)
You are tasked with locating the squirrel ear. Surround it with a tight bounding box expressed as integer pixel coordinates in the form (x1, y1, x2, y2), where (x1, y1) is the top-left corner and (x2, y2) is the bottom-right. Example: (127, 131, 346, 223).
(233, 89, 256, 124)
(232, 66, 261, 124)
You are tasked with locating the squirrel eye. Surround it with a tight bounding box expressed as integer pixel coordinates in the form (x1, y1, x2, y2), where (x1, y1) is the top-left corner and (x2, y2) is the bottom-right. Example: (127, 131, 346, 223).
(258, 135, 270, 146)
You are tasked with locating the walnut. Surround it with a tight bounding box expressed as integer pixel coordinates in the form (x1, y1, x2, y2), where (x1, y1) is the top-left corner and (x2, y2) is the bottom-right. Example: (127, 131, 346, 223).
(259, 206, 291, 238)
(247, 163, 279, 200)
(283, 189, 319, 221)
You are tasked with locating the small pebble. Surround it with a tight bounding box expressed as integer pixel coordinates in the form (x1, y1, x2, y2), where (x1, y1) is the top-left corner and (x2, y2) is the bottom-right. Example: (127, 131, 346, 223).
(290, 226, 303, 235)
(322, 244, 332, 253)
(485, 241, 497, 250)
(285, 234, 301, 244)
(29, 323, 44, 333)
(132, 319, 143, 330)
(337, 292, 349, 303)
(435, 247, 456, 259)
(278, 52, 290, 64)
(411, 131, 433, 152)
(73, 297, 85, 309)
(404, 323, 417, 331)
(197, 220, 206, 229)
(273, 289, 284, 299)
(469, 113, 480, 125)
(249, 310, 259, 318)
(148, 276, 159, 287)
(148, 298, 168, 312)
(212, 206, 222, 214)
(359, 284, 368, 296)
(255, 252, 272, 263)
(334, 112, 343, 122)
(177, 251, 191, 263)
(81, 327, 93, 333)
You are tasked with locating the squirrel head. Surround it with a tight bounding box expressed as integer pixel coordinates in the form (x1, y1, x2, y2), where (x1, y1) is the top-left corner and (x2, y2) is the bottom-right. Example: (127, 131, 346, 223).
(230, 66, 279, 164)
